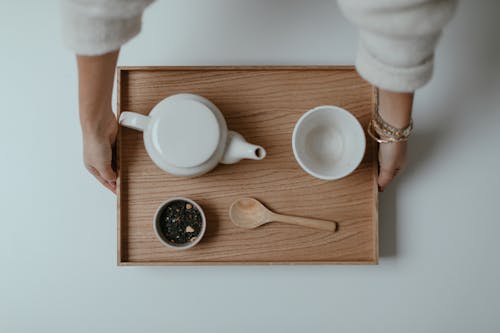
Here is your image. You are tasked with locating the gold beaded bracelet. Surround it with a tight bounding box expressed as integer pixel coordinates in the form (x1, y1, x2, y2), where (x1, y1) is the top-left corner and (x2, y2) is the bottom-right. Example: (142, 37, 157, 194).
(367, 107, 413, 144)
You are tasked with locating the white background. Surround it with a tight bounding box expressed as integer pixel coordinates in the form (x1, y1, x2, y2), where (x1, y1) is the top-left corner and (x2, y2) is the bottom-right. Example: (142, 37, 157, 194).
(1, 1, 499, 332)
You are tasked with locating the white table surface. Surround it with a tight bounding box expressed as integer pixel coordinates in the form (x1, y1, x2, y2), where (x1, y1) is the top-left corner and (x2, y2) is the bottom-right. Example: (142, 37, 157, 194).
(1, 1, 499, 332)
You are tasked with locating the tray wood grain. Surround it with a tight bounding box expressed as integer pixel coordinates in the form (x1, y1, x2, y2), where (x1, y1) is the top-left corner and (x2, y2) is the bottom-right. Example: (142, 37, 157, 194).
(117, 66, 378, 265)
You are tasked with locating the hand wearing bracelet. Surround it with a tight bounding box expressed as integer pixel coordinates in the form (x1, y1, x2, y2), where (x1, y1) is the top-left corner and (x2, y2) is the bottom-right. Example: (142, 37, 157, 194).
(373, 89, 414, 191)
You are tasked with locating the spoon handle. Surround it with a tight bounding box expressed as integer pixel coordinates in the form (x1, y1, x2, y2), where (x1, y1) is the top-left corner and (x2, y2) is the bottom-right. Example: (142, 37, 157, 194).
(271, 213, 337, 232)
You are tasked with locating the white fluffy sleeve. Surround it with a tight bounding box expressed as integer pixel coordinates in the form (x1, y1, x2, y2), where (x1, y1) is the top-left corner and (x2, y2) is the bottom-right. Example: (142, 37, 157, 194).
(338, 0, 457, 92)
(60, 0, 154, 55)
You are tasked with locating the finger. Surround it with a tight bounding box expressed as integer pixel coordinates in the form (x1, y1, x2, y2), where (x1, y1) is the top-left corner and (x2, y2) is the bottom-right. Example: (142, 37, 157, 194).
(86, 165, 117, 193)
(95, 173, 116, 193)
(95, 176, 116, 194)
(378, 166, 397, 190)
(97, 174, 117, 193)
(377, 139, 407, 191)
(92, 161, 117, 190)
(378, 166, 402, 191)
(99, 164, 117, 184)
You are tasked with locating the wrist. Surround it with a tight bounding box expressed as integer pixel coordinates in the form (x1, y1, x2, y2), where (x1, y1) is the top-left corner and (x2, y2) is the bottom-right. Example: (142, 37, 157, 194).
(377, 89, 414, 128)
(80, 108, 116, 139)
(76, 51, 119, 139)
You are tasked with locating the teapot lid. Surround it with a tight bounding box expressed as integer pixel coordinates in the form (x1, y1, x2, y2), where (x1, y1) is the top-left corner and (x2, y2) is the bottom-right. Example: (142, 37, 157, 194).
(150, 99, 221, 168)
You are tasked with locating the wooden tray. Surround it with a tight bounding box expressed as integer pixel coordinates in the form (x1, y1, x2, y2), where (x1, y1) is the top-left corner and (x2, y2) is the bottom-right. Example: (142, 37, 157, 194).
(117, 66, 378, 265)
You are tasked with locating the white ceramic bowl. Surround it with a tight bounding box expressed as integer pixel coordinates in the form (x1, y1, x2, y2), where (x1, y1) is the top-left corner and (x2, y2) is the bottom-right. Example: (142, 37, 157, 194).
(292, 105, 366, 180)
(153, 197, 206, 250)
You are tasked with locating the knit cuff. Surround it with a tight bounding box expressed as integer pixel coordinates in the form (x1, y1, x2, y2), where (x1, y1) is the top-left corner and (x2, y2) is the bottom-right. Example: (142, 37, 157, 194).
(61, 9, 143, 55)
(355, 41, 434, 93)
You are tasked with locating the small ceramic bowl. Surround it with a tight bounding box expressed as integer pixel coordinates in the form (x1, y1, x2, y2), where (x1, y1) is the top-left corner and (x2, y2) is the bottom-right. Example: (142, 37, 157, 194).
(153, 197, 206, 250)
(292, 105, 366, 180)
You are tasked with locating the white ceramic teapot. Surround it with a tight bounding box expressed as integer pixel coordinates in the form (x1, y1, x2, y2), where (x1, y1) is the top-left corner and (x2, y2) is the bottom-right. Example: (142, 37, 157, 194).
(119, 93, 266, 177)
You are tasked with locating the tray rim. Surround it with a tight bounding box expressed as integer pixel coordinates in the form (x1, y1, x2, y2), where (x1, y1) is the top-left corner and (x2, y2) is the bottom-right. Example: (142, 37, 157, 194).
(116, 65, 379, 266)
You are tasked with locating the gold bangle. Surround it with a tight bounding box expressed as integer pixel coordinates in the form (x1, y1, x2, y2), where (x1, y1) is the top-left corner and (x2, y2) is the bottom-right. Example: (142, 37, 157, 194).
(373, 106, 413, 139)
(367, 119, 410, 144)
(367, 107, 413, 143)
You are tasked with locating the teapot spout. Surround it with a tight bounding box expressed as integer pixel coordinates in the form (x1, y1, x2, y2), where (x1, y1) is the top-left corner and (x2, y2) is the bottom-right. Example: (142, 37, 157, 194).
(221, 131, 266, 164)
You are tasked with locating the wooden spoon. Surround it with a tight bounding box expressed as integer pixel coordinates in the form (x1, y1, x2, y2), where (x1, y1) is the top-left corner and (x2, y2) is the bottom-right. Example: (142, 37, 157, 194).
(229, 198, 337, 232)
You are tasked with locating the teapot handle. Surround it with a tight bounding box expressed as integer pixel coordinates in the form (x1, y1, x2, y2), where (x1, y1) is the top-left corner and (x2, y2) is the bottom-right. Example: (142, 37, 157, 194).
(119, 111, 150, 132)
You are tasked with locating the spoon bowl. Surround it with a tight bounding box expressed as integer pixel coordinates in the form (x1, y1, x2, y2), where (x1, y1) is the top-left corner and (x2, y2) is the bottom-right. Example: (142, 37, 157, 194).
(229, 198, 270, 229)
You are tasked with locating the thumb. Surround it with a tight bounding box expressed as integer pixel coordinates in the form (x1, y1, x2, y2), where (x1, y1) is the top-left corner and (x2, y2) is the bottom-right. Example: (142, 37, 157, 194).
(378, 167, 396, 191)
(99, 164, 117, 184)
